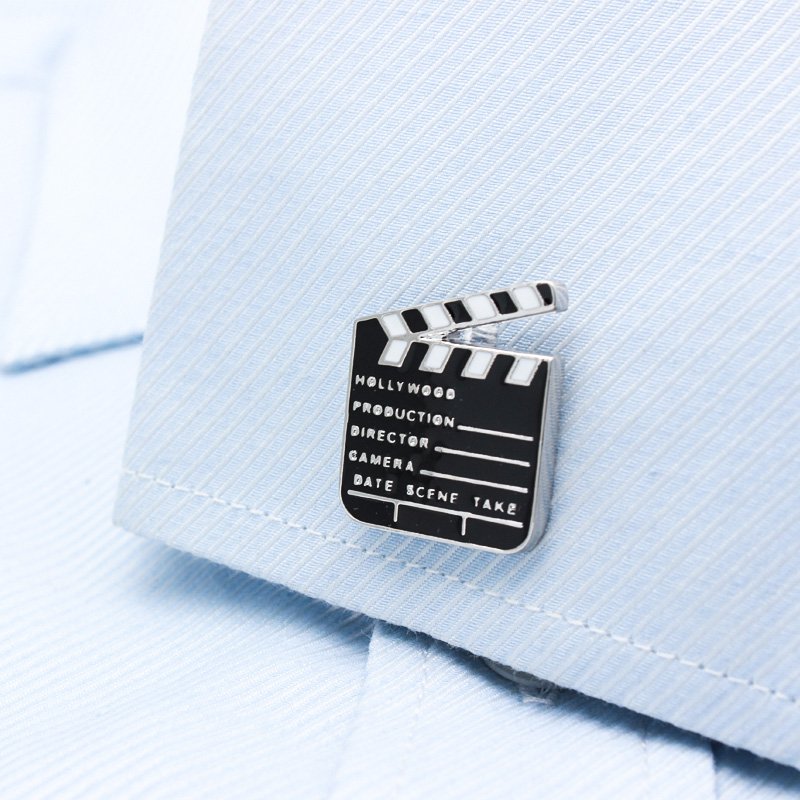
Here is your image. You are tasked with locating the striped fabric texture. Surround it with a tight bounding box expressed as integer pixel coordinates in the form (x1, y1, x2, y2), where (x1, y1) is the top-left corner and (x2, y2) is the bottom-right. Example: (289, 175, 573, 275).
(116, 0, 800, 767)
(3, 347, 796, 797)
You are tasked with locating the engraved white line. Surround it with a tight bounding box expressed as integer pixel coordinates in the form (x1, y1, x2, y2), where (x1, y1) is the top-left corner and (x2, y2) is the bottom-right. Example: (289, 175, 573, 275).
(418, 470, 528, 494)
(457, 425, 534, 441)
(347, 490, 523, 529)
(434, 446, 530, 467)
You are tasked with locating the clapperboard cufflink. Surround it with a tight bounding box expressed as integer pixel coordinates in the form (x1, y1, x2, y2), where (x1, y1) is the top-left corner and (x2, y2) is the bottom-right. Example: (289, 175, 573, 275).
(340, 280, 568, 553)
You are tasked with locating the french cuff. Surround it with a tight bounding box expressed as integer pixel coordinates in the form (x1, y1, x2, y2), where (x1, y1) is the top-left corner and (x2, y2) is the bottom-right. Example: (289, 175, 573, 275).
(116, 0, 800, 770)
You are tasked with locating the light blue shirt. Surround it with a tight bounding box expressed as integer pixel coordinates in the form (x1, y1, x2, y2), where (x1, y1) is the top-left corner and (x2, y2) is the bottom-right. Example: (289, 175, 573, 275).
(117, 0, 800, 771)
(2, 0, 799, 796)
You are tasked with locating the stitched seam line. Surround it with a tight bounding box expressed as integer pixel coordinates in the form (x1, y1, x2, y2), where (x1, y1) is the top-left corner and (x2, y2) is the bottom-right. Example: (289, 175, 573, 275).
(121, 468, 799, 708)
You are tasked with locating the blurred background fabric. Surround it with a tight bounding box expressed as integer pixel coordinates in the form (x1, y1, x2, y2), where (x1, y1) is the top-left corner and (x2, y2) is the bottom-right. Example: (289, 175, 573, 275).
(0, 0, 205, 369)
(0, 348, 372, 797)
(1, 1, 800, 797)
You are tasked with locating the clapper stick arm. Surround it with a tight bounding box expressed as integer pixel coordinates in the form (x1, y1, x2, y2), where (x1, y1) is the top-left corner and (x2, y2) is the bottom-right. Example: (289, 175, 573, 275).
(368, 280, 569, 345)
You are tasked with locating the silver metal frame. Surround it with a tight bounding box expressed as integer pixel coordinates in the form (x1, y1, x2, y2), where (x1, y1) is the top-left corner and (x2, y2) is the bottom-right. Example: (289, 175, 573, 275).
(339, 280, 567, 554)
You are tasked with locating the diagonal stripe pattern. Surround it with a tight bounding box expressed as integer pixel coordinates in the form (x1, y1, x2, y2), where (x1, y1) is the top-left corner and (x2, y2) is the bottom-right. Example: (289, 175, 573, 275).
(115, 0, 800, 769)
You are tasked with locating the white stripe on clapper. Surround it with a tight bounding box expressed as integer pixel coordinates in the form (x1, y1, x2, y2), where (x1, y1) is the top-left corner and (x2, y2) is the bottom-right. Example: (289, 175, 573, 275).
(457, 424, 534, 442)
(434, 446, 530, 467)
(419, 470, 528, 494)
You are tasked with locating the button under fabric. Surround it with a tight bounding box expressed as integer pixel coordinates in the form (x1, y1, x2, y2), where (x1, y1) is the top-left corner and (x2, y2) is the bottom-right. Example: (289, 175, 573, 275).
(332, 623, 716, 800)
(333, 624, 800, 800)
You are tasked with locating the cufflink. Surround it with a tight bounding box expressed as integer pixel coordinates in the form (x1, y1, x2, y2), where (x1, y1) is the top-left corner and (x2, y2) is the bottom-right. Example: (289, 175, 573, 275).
(340, 281, 568, 553)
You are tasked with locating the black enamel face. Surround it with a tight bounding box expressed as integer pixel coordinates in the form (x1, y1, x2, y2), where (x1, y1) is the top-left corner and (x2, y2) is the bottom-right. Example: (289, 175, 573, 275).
(340, 316, 553, 552)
